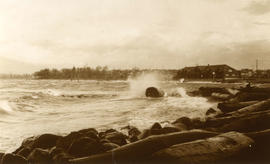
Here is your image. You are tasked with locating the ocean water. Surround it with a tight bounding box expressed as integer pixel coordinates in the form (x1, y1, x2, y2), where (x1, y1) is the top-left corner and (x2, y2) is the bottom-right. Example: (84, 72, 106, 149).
(0, 77, 241, 152)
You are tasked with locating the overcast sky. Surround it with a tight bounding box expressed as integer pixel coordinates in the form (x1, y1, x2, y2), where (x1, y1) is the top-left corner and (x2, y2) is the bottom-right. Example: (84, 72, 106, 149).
(1, 0, 270, 73)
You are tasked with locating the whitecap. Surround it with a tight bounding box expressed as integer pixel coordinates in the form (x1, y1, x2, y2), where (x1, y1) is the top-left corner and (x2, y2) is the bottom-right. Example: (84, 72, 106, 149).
(0, 100, 13, 114)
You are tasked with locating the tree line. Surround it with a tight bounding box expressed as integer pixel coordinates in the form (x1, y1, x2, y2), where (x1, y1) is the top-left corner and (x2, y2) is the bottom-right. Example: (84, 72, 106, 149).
(33, 66, 132, 80)
(33, 66, 178, 80)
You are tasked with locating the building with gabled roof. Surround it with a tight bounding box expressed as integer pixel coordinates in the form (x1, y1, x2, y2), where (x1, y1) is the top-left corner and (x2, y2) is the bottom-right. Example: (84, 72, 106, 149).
(175, 64, 240, 80)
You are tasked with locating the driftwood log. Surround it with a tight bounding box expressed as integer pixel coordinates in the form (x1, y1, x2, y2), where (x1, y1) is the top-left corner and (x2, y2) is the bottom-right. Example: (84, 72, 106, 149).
(205, 110, 270, 133)
(149, 132, 254, 164)
(226, 99, 270, 116)
(233, 92, 270, 102)
(70, 130, 218, 164)
(217, 100, 259, 113)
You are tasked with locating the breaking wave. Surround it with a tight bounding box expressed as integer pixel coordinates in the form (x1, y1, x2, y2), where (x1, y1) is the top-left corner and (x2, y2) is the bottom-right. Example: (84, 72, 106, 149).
(0, 100, 13, 114)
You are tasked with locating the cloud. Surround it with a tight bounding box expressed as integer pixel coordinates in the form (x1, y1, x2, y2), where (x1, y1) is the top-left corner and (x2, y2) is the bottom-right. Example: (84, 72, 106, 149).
(0, 56, 43, 74)
(1, 0, 270, 73)
(253, 21, 270, 25)
(189, 39, 270, 69)
(243, 0, 270, 15)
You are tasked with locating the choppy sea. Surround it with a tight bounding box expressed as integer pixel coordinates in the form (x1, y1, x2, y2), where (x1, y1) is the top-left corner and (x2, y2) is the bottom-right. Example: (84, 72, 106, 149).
(0, 76, 242, 152)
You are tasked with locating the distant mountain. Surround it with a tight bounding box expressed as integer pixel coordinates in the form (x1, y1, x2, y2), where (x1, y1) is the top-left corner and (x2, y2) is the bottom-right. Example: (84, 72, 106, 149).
(0, 56, 43, 74)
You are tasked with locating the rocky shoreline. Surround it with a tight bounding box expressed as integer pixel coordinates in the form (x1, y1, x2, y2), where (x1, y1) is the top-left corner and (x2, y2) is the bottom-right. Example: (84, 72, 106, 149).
(1, 86, 270, 164)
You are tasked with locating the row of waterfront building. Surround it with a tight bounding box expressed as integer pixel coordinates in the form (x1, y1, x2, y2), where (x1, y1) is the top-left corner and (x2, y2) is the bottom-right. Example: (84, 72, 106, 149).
(174, 64, 270, 80)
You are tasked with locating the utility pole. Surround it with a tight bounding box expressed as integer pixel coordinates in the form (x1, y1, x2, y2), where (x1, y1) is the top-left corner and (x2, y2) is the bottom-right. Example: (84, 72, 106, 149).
(256, 59, 258, 71)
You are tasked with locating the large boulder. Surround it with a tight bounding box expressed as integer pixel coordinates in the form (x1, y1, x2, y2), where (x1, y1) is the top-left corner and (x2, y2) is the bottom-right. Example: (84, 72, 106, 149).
(14, 133, 62, 155)
(27, 148, 51, 164)
(145, 87, 165, 98)
(138, 122, 181, 140)
(32, 134, 62, 150)
(56, 132, 82, 150)
(150, 122, 162, 130)
(172, 117, 192, 130)
(56, 128, 98, 151)
(16, 147, 32, 158)
(104, 131, 128, 146)
(1, 153, 27, 164)
(128, 126, 141, 142)
(205, 108, 218, 116)
(49, 147, 73, 164)
(67, 137, 103, 158)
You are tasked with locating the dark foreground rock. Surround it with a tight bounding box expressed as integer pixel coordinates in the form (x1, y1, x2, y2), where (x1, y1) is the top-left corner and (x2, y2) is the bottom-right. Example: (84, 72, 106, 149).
(70, 130, 218, 164)
(28, 148, 51, 164)
(1, 153, 27, 164)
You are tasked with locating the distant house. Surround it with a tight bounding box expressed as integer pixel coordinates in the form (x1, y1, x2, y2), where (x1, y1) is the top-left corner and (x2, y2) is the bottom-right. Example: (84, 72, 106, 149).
(175, 64, 240, 80)
(240, 69, 254, 78)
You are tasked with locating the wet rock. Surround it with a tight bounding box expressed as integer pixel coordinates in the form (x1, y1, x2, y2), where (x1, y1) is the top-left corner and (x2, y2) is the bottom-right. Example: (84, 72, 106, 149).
(56, 132, 82, 150)
(128, 127, 141, 137)
(1, 153, 27, 164)
(99, 139, 111, 144)
(145, 87, 165, 98)
(206, 108, 217, 116)
(102, 142, 120, 151)
(33, 134, 62, 150)
(77, 128, 98, 136)
(98, 132, 106, 139)
(105, 131, 128, 146)
(15, 134, 62, 153)
(104, 129, 117, 134)
(138, 129, 151, 140)
(20, 136, 36, 150)
(50, 147, 73, 164)
(129, 135, 139, 142)
(150, 122, 162, 130)
(28, 148, 51, 164)
(138, 125, 180, 140)
(49, 147, 63, 157)
(68, 137, 103, 158)
(17, 147, 32, 158)
(190, 117, 205, 129)
(52, 153, 73, 164)
(172, 117, 192, 130)
(57, 128, 98, 150)
(128, 127, 141, 142)
(0, 153, 4, 162)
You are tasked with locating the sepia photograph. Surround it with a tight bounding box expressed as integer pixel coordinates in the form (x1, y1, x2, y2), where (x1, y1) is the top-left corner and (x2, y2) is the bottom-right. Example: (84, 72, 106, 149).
(0, 0, 270, 163)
